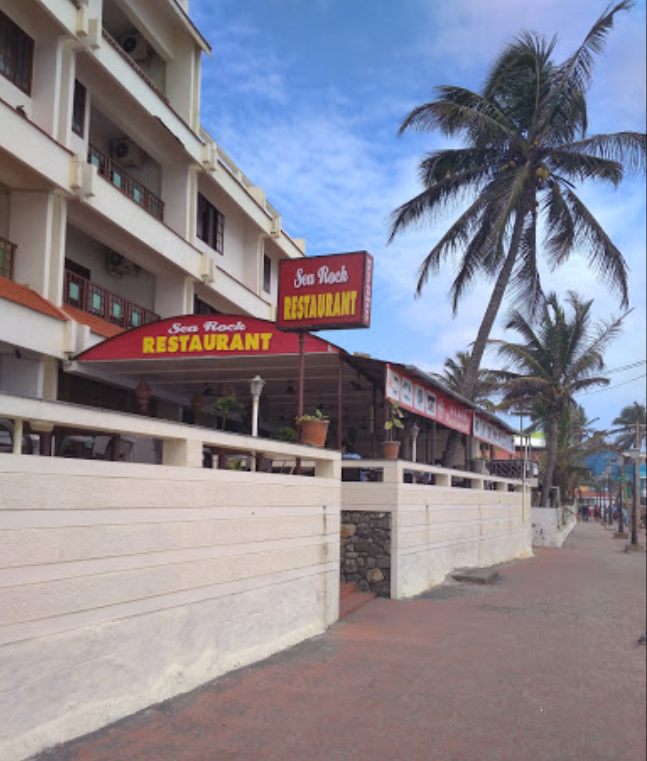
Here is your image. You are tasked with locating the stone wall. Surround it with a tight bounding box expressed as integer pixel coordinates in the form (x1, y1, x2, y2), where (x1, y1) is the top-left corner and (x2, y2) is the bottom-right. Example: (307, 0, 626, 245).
(340, 511, 391, 597)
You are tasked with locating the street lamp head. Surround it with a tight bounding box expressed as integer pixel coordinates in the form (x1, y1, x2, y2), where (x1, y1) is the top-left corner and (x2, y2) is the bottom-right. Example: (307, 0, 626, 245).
(249, 375, 265, 399)
(411, 423, 420, 439)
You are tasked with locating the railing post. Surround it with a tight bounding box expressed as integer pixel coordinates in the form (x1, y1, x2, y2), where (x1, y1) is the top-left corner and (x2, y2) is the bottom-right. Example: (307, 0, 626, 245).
(12, 419, 23, 455)
(471, 478, 485, 490)
(315, 458, 340, 480)
(496, 480, 508, 492)
(162, 438, 203, 468)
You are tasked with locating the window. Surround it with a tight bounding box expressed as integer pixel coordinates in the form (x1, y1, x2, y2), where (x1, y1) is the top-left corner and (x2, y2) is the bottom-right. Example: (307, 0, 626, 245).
(197, 193, 224, 254)
(194, 296, 220, 316)
(0, 11, 34, 95)
(263, 255, 272, 294)
(72, 80, 86, 137)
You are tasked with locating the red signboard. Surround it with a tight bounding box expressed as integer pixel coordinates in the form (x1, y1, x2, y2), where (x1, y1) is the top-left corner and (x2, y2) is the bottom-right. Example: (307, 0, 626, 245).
(277, 251, 373, 332)
(385, 365, 472, 435)
(76, 315, 340, 361)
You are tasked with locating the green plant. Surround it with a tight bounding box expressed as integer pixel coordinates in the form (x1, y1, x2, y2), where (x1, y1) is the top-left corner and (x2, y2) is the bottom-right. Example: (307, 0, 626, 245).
(211, 395, 246, 431)
(384, 400, 405, 441)
(276, 426, 298, 443)
(295, 409, 329, 425)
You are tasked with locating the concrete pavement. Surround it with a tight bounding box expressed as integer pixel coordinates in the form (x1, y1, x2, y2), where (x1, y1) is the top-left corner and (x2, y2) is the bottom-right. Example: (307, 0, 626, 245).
(34, 522, 646, 761)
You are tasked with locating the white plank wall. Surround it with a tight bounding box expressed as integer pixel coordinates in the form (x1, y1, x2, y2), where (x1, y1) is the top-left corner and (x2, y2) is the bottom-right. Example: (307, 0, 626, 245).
(0, 456, 341, 761)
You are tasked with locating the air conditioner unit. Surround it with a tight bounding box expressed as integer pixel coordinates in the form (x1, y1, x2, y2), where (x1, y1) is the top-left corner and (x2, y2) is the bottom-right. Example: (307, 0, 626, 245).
(120, 33, 151, 63)
(109, 138, 146, 169)
(106, 249, 139, 277)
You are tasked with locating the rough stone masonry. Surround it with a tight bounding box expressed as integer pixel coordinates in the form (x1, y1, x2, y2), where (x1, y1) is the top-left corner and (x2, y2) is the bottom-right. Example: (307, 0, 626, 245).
(340, 511, 391, 597)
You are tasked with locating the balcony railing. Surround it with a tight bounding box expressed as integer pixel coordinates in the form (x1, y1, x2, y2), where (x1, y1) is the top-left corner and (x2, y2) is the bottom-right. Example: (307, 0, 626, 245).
(88, 144, 165, 221)
(64, 269, 159, 329)
(0, 236, 17, 280)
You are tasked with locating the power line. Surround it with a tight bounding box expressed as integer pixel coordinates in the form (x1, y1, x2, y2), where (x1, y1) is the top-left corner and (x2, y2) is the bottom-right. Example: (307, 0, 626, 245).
(605, 359, 646, 375)
(580, 373, 647, 396)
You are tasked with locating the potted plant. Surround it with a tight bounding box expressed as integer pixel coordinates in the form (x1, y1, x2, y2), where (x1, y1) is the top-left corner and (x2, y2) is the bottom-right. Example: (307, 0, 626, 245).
(295, 410, 329, 448)
(383, 400, 404, 459)
(276, 426, 298, 443)
(211, 395, 246, 431)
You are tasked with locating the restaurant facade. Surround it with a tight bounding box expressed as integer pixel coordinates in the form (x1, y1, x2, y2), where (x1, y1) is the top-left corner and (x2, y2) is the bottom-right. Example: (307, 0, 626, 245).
(0, 2, 531, 759)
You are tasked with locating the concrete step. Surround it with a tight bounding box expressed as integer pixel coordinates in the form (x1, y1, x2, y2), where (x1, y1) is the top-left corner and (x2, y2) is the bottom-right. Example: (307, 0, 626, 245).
(339, 590, 376, 620)
(340, 582, 358, 600)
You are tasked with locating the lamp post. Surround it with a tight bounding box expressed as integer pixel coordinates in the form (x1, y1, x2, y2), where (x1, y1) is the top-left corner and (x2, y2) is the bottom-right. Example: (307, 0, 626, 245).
(411, 422, 420, 463)
(249, 375, 265, 438)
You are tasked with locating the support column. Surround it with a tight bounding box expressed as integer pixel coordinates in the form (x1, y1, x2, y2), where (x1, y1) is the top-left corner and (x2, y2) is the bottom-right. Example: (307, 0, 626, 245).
(12, 419, 23, 455)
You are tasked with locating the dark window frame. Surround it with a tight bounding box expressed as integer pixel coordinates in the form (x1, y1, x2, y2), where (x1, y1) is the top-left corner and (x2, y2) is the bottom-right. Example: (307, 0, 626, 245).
(72, 80, 86, 137)
(197, 193, 224, 255)
(263, 254, 272, 294)
(0, 10, 34, 95)
(193, 295, 220, 316)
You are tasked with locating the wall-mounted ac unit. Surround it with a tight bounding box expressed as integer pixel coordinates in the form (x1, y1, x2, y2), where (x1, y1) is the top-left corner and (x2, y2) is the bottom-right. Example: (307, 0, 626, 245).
(270, 216, 282, 239)
(109, 138, 146, 169)
(120, 33, 151, 63)
(106, 249, 139, 278)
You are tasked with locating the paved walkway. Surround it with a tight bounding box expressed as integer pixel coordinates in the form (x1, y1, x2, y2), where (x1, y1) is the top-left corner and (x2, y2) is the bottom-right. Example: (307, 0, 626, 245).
(36, 523, 646, 761)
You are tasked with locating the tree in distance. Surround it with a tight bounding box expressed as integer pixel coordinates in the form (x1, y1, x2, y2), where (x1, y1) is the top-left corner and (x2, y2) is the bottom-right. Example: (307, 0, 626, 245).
(487, 292, 624, 505)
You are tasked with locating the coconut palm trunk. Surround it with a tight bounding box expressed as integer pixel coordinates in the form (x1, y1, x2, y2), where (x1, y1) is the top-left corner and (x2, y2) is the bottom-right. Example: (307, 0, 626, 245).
(442, 197, 531, 466)
(541, 415, 560, 507)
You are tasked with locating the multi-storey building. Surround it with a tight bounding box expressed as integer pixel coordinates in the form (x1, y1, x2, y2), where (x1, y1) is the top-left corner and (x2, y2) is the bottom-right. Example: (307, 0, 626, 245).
(0, 0, 305, 409)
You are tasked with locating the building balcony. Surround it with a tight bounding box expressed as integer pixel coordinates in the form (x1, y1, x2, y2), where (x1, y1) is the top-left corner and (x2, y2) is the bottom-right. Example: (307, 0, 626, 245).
(64, 269, 159, 330)
(88, 144, 165, 221)
(0, 236, 17, 280)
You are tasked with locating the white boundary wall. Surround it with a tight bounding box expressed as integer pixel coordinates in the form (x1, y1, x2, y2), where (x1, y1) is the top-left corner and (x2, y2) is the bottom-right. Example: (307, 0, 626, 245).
(532, 506, 577, 547)
(0, 396, 341, 761)
(342, 461, 533, 599)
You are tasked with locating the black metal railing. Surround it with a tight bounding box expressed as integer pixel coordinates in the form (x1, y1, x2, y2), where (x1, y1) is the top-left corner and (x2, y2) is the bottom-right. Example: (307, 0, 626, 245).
(88, 144, 164, 221)
(0, 236, 17, 279)
(64, 269, 159, 329)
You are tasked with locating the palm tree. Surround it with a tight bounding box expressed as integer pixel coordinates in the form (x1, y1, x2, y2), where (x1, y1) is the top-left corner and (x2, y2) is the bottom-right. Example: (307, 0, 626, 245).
(489, 292, 624, 506)
(389, 1, 645, 464)
(611, 402, 646, 450)
(431, 350, 497, 409)
(551, 405, 608, 503)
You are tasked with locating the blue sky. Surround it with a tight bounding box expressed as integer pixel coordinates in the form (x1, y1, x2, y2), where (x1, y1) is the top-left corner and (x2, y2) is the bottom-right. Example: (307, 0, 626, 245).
(191, 0, 647, 430)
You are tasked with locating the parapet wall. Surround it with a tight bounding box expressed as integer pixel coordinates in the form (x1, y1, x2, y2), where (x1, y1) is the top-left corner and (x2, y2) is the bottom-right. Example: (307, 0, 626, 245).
(0, 439, 340, 761)
(342, 461, 533, 599)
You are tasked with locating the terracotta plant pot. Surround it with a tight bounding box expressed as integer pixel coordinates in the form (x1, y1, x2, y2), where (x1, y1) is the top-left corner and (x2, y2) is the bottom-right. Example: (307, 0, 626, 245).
(299, 419, 329, 448)
(382, 441, 401, 460)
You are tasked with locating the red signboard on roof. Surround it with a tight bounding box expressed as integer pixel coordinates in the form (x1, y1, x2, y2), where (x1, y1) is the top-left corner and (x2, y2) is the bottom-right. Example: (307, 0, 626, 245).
(277, 251, 373, 332)
(76, 315, 339, 361)
(385, 365, 472, 435)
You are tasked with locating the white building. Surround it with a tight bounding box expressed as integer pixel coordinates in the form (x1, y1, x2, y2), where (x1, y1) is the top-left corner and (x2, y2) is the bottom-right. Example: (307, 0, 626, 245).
(0, 0, 305, 408)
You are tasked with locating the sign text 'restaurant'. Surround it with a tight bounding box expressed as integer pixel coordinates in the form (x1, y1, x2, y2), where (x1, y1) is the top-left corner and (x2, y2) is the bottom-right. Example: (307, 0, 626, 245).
(277, 252, 373, 332)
